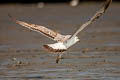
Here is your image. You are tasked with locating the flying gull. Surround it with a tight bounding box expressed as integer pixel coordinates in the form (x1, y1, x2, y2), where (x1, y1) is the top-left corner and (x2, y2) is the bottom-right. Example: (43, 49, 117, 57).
(9, 0, 112, 63)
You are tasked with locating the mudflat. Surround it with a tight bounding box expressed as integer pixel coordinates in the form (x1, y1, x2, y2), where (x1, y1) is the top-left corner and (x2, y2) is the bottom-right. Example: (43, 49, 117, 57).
(0, 2, 120, 80)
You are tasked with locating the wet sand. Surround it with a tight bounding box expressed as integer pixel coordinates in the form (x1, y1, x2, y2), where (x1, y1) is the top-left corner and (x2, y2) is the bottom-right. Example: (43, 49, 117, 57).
(0, 2, 120, 80)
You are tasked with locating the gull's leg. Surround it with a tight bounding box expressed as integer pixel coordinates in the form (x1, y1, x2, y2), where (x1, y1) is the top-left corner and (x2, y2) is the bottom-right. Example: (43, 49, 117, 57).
(56, 53, 62, 64)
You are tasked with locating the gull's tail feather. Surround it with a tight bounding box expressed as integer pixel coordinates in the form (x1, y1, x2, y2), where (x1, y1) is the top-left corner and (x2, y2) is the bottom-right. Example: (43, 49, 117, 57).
(43, 42, 67, 53)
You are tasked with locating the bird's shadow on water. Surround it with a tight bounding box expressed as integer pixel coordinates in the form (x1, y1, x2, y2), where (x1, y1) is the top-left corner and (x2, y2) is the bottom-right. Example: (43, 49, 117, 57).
(9, 76, 45, 79)
(9, 75, 59, 79)
(22, 76, 45, 79)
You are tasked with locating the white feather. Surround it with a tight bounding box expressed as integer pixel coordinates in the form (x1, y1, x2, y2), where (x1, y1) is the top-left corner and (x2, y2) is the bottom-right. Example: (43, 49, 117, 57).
(64, 36, 79, 48)
(48, 42, 67, 50)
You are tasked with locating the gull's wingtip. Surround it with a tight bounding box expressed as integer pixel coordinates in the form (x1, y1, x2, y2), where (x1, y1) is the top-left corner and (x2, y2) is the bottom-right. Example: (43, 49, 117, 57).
(8, 14, 19, 23)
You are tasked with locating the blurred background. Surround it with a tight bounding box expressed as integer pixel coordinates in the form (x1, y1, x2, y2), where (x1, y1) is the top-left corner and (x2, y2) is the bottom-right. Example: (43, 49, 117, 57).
(0, 0, 119, 4)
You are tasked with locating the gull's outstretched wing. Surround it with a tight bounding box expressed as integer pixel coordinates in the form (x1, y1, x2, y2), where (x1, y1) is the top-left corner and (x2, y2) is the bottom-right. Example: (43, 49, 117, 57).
(8, 15, 70, 42)
(63, 0, 112, 49)
(71, 0, 112, 38)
